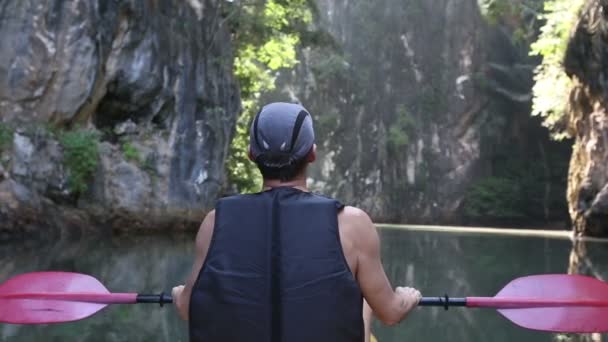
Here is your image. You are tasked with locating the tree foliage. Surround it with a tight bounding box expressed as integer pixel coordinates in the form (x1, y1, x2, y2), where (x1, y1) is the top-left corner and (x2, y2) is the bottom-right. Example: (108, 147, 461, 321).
(225, 0, 314, 193)
(478, 0, 544, 45)
(464, 177, 525, 219)
(530, 0, 584, 140)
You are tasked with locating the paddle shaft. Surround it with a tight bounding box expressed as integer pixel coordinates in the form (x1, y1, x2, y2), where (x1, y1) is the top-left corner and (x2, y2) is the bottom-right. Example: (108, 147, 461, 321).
(0, 292, 173, 305)
(420, 296, 608, 309)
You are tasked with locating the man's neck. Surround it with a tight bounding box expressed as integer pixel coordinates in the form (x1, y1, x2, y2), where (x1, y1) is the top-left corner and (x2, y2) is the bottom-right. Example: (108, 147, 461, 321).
(262, 178, 308, 192)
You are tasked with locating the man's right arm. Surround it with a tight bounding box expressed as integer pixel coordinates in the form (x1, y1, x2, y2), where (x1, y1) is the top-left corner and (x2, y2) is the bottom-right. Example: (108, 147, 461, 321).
(172, 210, 215, 321)
(346, 206, 421, 326)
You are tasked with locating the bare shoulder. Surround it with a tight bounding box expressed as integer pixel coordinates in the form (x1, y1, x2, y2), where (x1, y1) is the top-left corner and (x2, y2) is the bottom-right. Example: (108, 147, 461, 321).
(338, 205, 376, 241)
(339, 206, 374, 228)
(195, 210, 216, 247)
(203, 209, 216, 225)
(200, 210, 215, 230)
(337, 206, 381, 279)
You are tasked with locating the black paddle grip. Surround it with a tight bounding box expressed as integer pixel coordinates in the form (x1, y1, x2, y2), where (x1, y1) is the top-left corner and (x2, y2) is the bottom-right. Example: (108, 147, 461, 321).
(136, 293, 174, 306)
(418, 296, 467, 310)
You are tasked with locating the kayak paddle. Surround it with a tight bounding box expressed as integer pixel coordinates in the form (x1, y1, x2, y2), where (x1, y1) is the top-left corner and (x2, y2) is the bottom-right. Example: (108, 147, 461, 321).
(1, 272, 607, 333)
(420, 274, 608, 333)
(0, 272, 172, 324)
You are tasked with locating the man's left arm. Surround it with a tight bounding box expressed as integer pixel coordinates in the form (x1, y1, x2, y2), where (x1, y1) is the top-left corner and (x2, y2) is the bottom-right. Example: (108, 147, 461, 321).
(172, 210, 215, 321)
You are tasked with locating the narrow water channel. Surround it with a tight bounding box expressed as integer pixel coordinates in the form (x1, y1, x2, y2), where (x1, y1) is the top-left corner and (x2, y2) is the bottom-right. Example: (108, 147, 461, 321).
(1, 225, 606, 342)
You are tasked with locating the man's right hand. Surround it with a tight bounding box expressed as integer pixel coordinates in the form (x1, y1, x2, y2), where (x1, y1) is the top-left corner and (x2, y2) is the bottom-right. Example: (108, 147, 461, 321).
(172, 285, 188, 321)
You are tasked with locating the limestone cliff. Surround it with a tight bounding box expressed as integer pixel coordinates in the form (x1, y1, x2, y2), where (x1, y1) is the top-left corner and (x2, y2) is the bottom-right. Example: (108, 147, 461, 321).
(564, 0, 608, 237)
(267, 0, 570, 224)
(0, 0, 240, 237)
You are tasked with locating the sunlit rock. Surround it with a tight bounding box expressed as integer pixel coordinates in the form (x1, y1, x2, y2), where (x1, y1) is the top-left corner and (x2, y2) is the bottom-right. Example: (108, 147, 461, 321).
(564, 0, 608, 236)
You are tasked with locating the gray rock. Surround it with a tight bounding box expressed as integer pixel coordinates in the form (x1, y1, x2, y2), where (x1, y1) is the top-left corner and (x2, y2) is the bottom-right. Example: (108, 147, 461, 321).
(11, 133, 34, 177)
(114, 120, 138, 136)
(271, 0, 565, 224)
(11, 131, 66, 197)
(0, 0, 239, 235)
(91, 141, 152, 212)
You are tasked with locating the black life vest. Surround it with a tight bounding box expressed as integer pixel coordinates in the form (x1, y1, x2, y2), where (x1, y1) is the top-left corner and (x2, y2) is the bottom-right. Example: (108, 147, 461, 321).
(189, 187, 363, 342)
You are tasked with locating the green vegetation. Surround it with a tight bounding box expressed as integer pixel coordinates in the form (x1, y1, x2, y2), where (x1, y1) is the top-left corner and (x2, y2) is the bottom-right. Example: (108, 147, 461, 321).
(530, 0, 584, 140)
(122, 142, 141, 164)
(0, 123, 13, 153)
(418, 75, 448, 116)
(416, 0, 580, 144)
(388, 105, 415, 149)
(58, 130, 100, 194)
(464, 177, 525, 219)
(478, 0, 518, 25)
(463, 144, 569, 223)
(311, 54, 350, 83)
(227, 113, 263, 193)
(478, 0, 544, 45)
(459, 0, 579, 220)
(479, 1, 542, 22)
(225, 0, 314, 193)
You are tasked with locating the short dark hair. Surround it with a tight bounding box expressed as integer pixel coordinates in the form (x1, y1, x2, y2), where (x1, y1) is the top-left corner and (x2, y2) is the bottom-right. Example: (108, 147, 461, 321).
(255, 152, 309, 182)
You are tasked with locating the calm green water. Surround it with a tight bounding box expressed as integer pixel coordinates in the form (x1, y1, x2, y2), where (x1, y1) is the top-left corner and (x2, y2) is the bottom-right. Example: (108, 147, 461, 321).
(1, 227, 607, 342)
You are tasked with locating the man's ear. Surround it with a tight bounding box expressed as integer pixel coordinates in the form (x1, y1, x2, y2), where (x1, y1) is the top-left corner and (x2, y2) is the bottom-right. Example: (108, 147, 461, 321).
(307, 144, 317, 163)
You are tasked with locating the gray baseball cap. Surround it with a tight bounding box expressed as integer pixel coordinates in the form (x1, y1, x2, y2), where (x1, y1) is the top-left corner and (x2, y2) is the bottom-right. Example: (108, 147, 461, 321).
(249, 102, 315, 167)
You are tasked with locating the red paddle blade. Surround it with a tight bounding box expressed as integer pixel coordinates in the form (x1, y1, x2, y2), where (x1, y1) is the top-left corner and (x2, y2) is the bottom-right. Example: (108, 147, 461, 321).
(0, 272, 110, 324)
(496, 274, 608, 333)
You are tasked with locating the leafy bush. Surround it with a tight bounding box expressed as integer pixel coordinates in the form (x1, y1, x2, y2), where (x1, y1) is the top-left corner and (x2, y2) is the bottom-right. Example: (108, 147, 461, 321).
(59, 130, 100, 194)
(122, 142, 141, 164)
(463, 177, 526, 220)
(388, 105, 415, 149)
(530, 0, 584, 140)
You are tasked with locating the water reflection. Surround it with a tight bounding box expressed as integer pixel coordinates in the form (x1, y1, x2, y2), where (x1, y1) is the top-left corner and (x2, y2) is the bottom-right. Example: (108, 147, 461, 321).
(374, 228, 573, 342)
(0, 234, 193, 342)
(562, 238, 608, 342)
(0, 227, 606, 342)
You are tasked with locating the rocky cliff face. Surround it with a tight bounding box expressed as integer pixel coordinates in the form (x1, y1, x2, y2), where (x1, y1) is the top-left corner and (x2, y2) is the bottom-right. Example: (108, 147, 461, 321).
(268, 0, 569, 224)
(0, 0, 239, 238)
(564, 0, 608, 237)
(563, 1, 608, 338)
